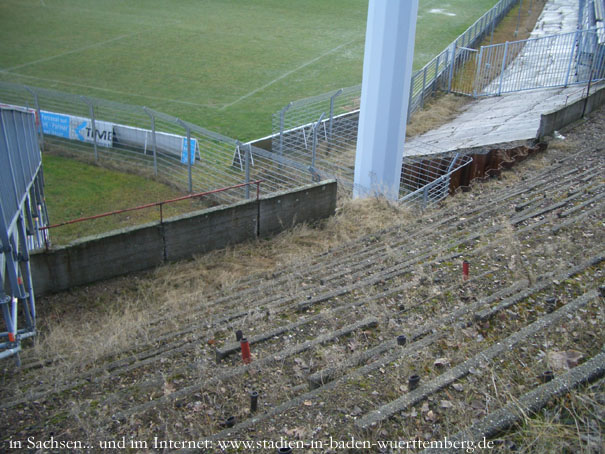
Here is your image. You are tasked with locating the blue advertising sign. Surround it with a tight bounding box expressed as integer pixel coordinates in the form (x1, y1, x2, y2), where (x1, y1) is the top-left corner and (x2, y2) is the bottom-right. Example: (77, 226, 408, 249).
(40, 111, 70, 138)
(181, 137, 197, 165)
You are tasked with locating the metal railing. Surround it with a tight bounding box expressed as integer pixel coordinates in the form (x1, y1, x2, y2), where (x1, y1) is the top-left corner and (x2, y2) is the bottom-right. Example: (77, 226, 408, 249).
(267, 0, 519, 206)
(410, 0, 519, 111)
(38, 180, 263, 248)
(463, 29, 605, 97)
(399, 154, 474, 208)
(271, 0, 520, 154)
(0, 107, 46, 365)
(0, 82, 311, 207)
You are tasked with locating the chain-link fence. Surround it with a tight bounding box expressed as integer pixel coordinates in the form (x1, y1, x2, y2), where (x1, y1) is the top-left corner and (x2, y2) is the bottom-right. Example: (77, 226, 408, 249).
(0, 82, 312, 207)
(410, 0, 519, 111)
(271, 0, 520, 150)
(267, 0, 519, 204)
(399, 153, 474, 209)
(462, 30, 605, 97)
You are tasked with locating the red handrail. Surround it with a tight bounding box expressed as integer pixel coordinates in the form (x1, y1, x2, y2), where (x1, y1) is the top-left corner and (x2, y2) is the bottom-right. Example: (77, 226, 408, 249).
(40, 180, 262, 231)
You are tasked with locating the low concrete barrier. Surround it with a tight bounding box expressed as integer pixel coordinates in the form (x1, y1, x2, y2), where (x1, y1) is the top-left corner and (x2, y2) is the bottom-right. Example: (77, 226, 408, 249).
(163, 200, 259, 262)
(259, 181, 337, 237)
(31, 180, 337, 295)
(538, 85, 605, 139)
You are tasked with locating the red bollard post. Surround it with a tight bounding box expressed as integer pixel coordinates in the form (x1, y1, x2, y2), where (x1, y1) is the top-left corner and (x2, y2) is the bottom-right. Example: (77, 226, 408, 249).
(240, 338, 251, 364)
(462, 260, 470, 281)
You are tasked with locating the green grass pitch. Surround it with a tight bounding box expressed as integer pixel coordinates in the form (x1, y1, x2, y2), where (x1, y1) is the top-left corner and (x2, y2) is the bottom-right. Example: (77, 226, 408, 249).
(0, 0, 497, 141)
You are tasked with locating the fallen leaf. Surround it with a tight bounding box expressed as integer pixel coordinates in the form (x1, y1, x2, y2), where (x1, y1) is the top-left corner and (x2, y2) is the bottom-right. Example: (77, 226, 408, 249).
(470, 400, 484, 411)
(350, 406, 362, 417)
(425, 410, 436, 421)
(440, 400, 453, 409)
(303, 400, 313, 406)
(548, 350, 584, 371)
(285, 427, 307, 439)
(434, 357, 450, 367)
(192, 401, 203, 412)
(163, 382, 175, 396)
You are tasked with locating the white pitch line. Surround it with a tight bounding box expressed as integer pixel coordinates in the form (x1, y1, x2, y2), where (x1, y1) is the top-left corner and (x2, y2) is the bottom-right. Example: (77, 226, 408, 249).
(1, 33, 139, 72)
(0, 72, 215, 108)
(221, 38, 358, 110)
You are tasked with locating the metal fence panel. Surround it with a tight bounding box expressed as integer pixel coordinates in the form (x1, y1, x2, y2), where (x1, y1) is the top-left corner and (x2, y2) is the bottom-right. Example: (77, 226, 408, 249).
(269, 0, 518, 205)
(0, 82, 313, 207)
(473, 30, 604, 96)
(0, 107, 47, 365)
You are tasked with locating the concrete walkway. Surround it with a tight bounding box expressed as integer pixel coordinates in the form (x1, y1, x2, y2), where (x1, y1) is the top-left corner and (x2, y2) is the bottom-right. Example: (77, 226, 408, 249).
(405, 0, 600, 156)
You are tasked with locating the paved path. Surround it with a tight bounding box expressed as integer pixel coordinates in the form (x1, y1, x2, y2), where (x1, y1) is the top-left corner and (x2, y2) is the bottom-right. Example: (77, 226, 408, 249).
(405, 0, 600, 156)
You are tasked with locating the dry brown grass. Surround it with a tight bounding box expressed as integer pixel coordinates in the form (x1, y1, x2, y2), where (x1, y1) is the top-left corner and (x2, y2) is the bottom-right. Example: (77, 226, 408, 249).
(406, 93, 471, 138)
(505, 373, 605, 453)
(31, 196, 411, 373)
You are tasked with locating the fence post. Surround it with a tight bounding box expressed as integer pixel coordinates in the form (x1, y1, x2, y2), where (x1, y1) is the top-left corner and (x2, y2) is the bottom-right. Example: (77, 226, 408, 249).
(143, 107, 158, 176)
(498, 41, 510, 96)
(443, 47, 450, 91)
(448, 42, 456, 93)
(407, 73, 416, 121)
(422, 185, 429, 209)
(186, 127, 192, 193)
(473, 46, 485, 97)
(278, 103, 292, 156)
(421, 67, 428, 107)
(177, 119, 193, 193)
(81, 96, 98, 162)
(328, 88, 343, 144)
(311, 112, 325, 169)
(564, 30, 581, 87)
(24, 86, 44, 148)
(434, 54, 440, 88)
(245, 144, 251, 199)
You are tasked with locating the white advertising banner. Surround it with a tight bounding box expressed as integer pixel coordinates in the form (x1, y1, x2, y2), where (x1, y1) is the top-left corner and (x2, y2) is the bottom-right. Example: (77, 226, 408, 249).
(68, 117, 114, 147)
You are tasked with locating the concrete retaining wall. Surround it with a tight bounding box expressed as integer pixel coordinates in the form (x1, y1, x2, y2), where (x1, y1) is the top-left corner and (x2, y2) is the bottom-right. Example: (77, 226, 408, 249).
(32, 180, 337, 295)
(538, 85, 605, 138)
(259, 180, 337, 237)
(163, 200, 259, 262)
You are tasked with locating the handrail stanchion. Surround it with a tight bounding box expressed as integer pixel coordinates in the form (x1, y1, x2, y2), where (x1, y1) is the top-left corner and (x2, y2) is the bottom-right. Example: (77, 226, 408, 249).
(81, 96, 98, 162)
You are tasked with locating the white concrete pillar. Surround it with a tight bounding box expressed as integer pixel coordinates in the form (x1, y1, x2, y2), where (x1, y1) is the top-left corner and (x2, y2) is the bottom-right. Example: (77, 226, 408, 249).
(353, 0, 419, 199)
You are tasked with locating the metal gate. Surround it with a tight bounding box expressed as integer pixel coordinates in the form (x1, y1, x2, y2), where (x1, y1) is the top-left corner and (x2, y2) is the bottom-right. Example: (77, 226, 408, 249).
(452, 29, 605, 97)
(449, 46, 480, 95)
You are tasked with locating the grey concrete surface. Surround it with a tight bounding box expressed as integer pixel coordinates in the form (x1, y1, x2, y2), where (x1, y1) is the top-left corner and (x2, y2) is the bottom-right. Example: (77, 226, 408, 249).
(259, 180, 338, 237)
(31, 223, 165, 296)
(421, 348, 605, 453)
(163, 200, 258, 262)
(538, 83, 605, 136)
(405, 0, 603, 157)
